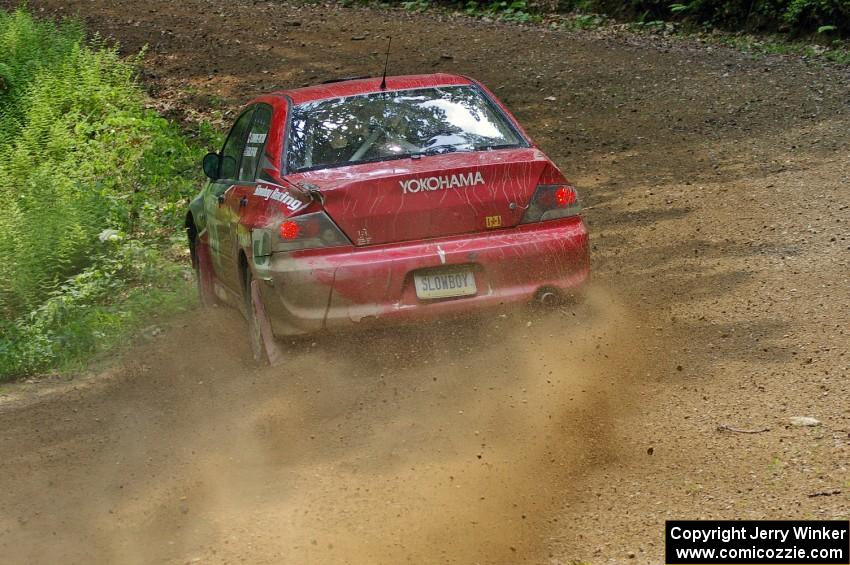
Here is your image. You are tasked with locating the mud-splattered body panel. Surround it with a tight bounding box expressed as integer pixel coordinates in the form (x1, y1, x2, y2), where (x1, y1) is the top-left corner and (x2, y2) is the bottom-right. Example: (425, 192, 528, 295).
(259, 215, 588, 336)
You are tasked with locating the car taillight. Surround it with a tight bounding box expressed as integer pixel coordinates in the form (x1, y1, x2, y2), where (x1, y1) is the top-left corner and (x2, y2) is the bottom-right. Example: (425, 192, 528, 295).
(252, 211, 350, 258)
(520, 184, 581, 224)
(555, 186, 576, 206)
(279, 220, 300, 240)
(273, 211, 349, 252)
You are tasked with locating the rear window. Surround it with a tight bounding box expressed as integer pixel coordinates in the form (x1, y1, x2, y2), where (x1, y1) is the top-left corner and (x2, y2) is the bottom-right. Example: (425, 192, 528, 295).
(286, 85, 526, 172)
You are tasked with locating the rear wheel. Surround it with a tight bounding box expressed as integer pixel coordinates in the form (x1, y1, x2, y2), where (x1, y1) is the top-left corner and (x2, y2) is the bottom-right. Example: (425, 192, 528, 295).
(243, 268, 269, 366)
(191, 232, 216, 307)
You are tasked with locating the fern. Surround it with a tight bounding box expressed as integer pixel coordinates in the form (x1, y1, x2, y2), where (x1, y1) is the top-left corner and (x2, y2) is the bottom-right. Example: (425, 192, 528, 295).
(0, 8, 212, 378)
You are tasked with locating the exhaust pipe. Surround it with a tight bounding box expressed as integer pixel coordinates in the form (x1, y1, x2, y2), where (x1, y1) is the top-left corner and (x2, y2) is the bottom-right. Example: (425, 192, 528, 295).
(536, 289, 560, 307)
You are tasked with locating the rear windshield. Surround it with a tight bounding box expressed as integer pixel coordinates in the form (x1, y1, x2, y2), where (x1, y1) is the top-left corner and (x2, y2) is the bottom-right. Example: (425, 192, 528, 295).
(286, 85, 526, 172)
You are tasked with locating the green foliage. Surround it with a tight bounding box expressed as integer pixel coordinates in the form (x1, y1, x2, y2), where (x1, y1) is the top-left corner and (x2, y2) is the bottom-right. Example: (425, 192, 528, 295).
(405, 0, 536, 20)
(471, 0, 535, 22)
(351, 0, 537, 21)
(557, 0, 850, 36)
(0, 240, 196, 375)
(356, 0, 850, 35)
(0, 8, 210, 379)
(571, 12, 606, 26)
(719, 31, 850, 61)
(402, 0, 433, 11)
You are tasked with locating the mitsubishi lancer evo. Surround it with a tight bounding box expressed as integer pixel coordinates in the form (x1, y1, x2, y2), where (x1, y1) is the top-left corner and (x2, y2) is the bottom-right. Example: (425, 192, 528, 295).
(186, 74, 589, 363)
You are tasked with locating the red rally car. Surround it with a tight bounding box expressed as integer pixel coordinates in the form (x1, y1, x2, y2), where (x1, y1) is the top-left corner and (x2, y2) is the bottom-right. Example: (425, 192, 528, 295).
(186, 74, 589, 363)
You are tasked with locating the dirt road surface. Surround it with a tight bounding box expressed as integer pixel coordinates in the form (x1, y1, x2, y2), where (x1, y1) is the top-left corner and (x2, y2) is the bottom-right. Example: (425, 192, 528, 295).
(1, 1, 848, 563)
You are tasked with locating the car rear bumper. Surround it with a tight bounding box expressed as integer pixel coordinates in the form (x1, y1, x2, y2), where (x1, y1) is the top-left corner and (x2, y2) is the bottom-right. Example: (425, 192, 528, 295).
(255, 216, 589, 336)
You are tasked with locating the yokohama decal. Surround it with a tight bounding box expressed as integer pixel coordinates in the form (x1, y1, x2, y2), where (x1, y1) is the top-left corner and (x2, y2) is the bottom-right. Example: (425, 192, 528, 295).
(400, 172, 485, 194)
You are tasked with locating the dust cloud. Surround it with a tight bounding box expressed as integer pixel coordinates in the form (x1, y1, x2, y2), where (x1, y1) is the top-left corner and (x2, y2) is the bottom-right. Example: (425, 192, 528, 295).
(3, 288, 656, 564)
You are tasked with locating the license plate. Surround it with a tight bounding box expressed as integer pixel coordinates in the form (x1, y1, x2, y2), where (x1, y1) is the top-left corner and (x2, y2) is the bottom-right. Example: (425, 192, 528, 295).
(414, 268, 477, 300)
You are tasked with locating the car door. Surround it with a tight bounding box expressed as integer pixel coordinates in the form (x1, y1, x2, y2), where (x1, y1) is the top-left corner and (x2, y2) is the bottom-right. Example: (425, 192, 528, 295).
(220, 104, 276, 282)
(206, 104, 276, 295)
(204, 107, 255, 293)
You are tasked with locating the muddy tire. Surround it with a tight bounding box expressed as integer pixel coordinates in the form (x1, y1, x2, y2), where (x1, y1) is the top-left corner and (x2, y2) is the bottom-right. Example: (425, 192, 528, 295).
(243, 269, 270, 366)
(192, 232, 216, 307)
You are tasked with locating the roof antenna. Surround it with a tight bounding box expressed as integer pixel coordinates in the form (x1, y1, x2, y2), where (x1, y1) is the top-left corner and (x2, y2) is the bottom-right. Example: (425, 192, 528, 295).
(379, 37, 392, 90)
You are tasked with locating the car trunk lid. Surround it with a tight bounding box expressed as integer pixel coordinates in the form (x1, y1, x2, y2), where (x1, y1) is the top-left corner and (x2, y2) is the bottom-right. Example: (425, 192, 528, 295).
(287, 148, 551, 246)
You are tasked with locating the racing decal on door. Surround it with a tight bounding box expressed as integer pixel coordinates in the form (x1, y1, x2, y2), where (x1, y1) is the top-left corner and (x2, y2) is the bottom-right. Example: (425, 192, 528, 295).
(252, 183, 310, 213)
(243, 133, 267, 158)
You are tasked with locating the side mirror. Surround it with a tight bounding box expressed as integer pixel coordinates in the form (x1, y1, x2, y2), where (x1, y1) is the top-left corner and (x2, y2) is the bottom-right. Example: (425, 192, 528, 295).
(202, 153, 220, 180)
(219, 155, 238, 179)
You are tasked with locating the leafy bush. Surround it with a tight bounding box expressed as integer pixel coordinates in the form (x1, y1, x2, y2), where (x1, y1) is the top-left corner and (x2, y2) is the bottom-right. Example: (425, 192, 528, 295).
(378, 0, 850, 34)
(0, 240, 195, 374)
(556, 0, 850, 36)
(463, 0, 535, 21)
(0, 8, 210, 379)
(385, 0, 536, 20)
